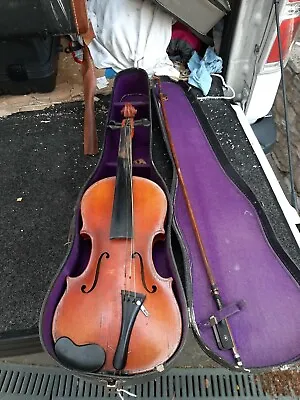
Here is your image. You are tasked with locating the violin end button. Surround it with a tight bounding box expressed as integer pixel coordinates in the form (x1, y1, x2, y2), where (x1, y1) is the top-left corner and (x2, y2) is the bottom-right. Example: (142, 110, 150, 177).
(156, 364, 165, 372)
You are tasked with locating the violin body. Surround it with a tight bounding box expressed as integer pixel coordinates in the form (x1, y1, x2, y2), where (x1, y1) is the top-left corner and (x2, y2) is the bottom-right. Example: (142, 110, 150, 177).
(52, 103, 182, 374)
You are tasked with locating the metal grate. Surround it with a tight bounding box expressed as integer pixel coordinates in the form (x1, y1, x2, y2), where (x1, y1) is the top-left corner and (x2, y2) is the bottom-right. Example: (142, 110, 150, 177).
(0, 363, 298, 399)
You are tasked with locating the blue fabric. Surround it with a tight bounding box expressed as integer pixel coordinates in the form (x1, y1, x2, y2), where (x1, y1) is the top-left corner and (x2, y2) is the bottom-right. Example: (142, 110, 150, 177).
(105, 67, 117, 79)
(188, 47, 223, 95)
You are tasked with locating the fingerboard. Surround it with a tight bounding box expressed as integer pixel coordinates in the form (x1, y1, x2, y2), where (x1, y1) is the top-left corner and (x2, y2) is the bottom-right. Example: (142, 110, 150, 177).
(110, 120, 133, 239)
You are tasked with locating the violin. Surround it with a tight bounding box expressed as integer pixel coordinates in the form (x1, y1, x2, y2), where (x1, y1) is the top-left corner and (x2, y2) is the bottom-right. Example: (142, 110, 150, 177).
(52, 103, 182, 374)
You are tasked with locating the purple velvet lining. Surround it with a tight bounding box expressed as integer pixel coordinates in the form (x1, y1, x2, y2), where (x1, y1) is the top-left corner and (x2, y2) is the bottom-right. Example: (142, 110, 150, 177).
(161, 82, 300, 368)
(40, 71, 182, 363)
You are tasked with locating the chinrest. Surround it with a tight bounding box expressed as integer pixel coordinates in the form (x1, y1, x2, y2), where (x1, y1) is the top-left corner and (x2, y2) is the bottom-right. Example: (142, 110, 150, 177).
(54, 337, 106, 372)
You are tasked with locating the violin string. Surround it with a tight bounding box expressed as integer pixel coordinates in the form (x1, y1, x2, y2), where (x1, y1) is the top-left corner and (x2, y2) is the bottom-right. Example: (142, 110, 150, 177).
(130, 119, 136, 300)
(121, 123, 126, 294)
(122, 109, 137, 300)
(122, 120, 129, 295)
(125, 118, 134, 296)
(127, 117, 135, 298)
(125, 120, 130, 294)
(126, 120, 132, 290)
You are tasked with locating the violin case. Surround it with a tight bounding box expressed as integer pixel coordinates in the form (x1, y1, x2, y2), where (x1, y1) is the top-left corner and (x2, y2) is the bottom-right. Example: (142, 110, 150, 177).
(39, 67, 300, 388)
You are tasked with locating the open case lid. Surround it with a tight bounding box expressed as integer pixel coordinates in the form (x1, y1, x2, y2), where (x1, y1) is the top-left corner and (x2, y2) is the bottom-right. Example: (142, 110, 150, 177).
(153, 0, 231, 36)
(151, 76, 300, 372)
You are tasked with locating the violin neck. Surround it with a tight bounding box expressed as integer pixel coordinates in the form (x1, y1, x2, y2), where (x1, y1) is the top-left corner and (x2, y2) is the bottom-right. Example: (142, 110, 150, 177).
(110, 119, 133, 239)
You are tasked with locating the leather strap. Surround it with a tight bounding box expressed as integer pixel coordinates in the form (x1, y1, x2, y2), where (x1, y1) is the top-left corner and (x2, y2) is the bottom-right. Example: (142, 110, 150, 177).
(70, 0, 98, 155)
(81, 23, 98, 155)
(71, 0, 89, 35)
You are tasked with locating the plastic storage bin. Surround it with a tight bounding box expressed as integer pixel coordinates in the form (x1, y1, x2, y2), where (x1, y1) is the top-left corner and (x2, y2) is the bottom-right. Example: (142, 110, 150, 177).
(0, 35, 60, 95)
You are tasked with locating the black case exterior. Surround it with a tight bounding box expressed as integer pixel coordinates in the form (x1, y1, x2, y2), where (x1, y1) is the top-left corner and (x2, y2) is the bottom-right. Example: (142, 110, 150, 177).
(0, 35, 60, 95)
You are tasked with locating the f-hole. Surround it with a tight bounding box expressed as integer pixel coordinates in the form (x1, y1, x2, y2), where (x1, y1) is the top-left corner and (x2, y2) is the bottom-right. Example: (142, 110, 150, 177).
(81, 252, 110, 293)
(132, 252, 157, 293)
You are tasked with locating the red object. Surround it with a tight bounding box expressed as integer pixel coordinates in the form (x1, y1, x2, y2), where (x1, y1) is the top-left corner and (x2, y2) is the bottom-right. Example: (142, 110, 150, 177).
(171, 22, 202, 52)
(267, 16, 300, 63)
